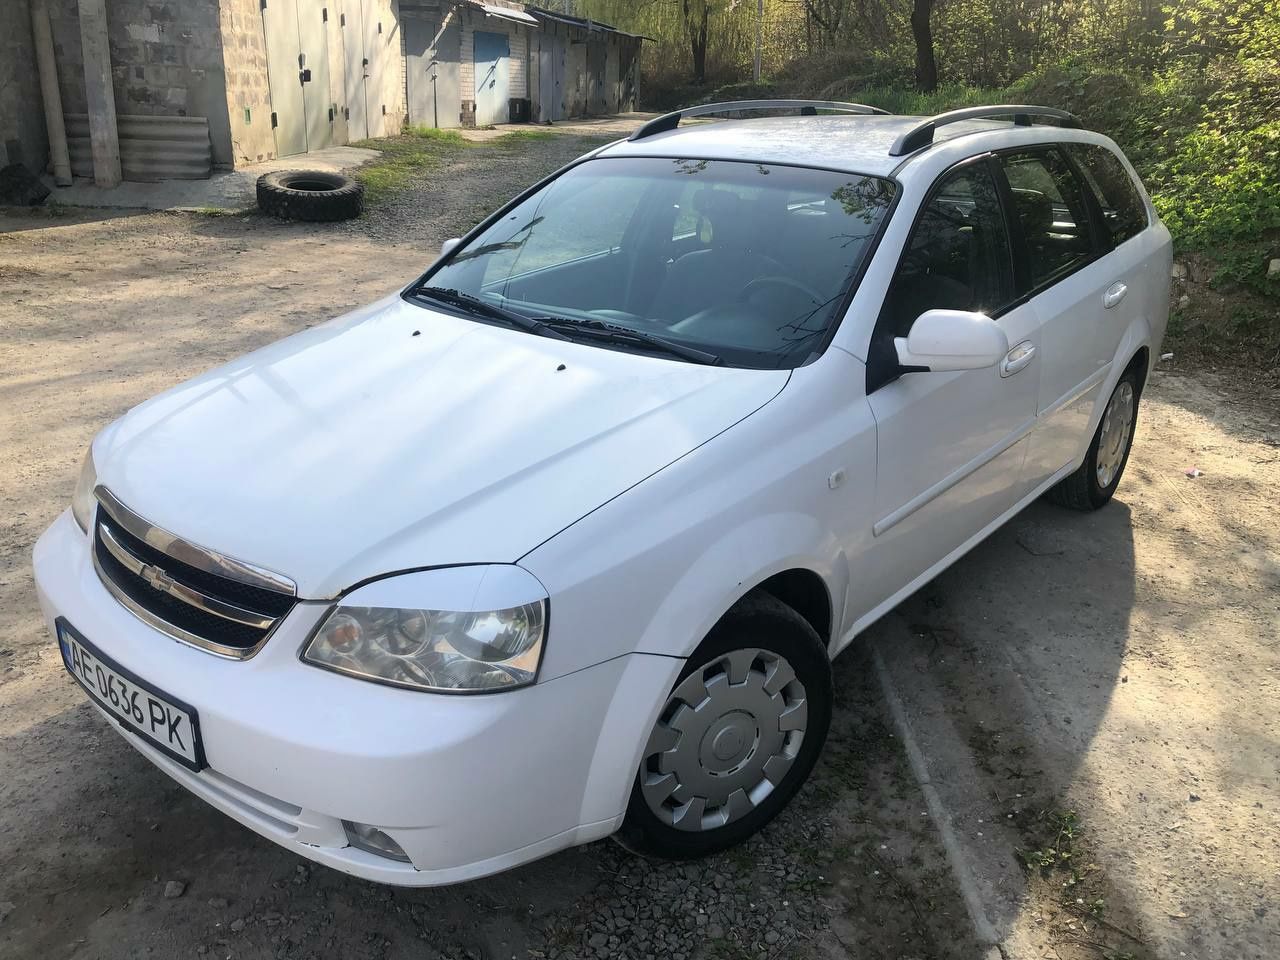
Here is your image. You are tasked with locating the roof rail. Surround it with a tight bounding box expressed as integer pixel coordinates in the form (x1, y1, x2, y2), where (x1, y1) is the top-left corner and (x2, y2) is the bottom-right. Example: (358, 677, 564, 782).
(888, 105, 1081, 157)
(629, 99, 891, 141)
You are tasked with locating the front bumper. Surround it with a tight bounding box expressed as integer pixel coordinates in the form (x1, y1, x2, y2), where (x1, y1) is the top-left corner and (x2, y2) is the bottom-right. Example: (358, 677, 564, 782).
(33, 509, 682, 885)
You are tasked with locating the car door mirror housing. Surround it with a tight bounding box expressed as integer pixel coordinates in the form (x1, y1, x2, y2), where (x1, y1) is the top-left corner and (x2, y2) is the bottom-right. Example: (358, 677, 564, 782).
(440, 237, 462, 258)
(894, 309, 1009, 373)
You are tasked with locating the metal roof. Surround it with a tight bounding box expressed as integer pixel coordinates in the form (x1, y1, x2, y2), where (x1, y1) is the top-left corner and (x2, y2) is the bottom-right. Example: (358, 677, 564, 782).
(473, 2, 539, 26)
(599, 114, 1043, 176)
(526, 6, 653, 40)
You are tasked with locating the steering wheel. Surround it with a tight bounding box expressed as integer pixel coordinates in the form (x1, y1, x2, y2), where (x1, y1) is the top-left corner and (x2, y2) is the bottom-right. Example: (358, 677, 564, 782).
(737, 275, 825, 308)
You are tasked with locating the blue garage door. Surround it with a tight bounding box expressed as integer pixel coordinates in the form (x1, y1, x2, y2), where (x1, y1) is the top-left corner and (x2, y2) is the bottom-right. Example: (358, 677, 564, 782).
(473, 30, 510, 126)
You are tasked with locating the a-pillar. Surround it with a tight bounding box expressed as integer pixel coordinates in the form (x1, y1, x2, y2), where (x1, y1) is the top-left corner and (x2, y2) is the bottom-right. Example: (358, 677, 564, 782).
(77, 0, 121, 187)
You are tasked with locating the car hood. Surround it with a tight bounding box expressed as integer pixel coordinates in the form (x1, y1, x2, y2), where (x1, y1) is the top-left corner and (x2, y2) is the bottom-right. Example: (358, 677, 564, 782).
(94, 295, 789, 599)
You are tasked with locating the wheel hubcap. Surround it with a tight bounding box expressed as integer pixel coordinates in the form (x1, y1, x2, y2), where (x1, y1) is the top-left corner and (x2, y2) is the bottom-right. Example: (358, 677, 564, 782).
(640, 648, 808, 832)
(1095, 381, 1135, 489)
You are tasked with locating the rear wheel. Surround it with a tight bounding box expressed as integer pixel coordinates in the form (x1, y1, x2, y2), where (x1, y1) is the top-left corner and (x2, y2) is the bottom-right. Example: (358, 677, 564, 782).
(616, 592, 832, 859)
(1048, 368, 1140, 511)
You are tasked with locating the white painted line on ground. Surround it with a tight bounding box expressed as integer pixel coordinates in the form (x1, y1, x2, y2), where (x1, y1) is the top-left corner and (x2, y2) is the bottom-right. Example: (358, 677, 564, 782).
(870, 644, 1006, 954)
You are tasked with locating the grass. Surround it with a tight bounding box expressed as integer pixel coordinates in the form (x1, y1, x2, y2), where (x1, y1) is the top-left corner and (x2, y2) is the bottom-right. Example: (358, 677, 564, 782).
(351, 125, 564, 205)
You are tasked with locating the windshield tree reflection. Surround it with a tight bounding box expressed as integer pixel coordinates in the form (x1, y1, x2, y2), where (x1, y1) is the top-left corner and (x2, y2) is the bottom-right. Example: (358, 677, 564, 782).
(419, 157, 896, 369)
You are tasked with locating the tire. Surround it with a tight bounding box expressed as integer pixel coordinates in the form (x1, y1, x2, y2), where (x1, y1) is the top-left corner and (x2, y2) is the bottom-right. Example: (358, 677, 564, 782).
(1047, 367, 1141, 511)
(256, 170, 364, 222)
(616, 591, 833, 860)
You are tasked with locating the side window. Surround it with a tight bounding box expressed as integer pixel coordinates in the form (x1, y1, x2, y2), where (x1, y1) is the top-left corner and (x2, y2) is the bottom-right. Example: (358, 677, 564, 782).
(1066, 143, 1147, 247)
(882, 160, 1013, 338)
(999, 149, 1096, 287)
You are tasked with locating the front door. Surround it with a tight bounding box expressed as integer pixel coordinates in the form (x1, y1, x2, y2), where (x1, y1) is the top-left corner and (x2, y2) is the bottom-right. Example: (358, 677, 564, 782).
(474, 31, 510, 126)
(855, 156, 1044, 611)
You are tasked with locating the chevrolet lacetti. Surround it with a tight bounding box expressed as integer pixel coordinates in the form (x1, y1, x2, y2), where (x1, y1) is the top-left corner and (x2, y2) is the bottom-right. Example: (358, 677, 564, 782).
(34, 102, 1171, 883)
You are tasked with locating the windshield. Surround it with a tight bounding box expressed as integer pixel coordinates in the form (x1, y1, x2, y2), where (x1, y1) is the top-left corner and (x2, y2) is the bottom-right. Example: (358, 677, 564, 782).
(413, 156, 896, 368)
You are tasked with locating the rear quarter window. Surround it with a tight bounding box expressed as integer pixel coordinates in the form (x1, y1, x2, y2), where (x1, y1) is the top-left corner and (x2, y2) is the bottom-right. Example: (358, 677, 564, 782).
(1067, 144, 1148, 246)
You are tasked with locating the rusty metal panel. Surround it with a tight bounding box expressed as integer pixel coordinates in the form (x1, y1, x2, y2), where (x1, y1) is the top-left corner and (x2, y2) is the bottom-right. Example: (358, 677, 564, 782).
(66, 114, 212, 181)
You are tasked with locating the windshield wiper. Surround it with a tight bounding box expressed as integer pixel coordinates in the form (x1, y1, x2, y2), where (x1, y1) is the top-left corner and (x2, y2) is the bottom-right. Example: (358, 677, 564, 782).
(535, 318, 722, 366)
(408, 286, 570, 340)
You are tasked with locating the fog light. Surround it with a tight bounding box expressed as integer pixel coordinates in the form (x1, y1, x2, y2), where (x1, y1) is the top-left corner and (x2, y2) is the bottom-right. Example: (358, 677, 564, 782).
(343, 820, 411, 862)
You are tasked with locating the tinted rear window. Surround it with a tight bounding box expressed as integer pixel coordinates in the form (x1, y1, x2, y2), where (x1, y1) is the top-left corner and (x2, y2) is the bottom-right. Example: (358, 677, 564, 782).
(1067, 144, 1147, 246)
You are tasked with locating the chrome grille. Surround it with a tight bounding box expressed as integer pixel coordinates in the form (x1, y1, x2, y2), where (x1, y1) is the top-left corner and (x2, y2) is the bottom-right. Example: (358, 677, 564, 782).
(91, 488, 297, 659)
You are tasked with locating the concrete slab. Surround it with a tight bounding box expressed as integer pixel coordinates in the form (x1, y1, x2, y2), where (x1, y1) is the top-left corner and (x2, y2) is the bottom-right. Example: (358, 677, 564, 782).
(43, 145, 381, 212)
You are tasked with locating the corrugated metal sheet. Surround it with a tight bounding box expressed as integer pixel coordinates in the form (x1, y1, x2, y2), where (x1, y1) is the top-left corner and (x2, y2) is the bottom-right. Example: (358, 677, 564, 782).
(66, 115, 212, 181)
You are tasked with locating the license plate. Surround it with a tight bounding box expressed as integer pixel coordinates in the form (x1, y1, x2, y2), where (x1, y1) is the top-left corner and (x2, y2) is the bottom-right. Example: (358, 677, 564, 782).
(57, 619, 205, 771)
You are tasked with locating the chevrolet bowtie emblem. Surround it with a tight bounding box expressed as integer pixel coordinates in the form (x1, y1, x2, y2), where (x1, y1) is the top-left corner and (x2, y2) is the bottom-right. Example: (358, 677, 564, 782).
(141, 563, 175, 593)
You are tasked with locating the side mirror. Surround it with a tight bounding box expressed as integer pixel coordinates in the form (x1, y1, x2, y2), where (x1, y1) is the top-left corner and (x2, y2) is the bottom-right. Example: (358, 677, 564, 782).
(894, 309, 1008, 373)
(440, 237, 462, 258)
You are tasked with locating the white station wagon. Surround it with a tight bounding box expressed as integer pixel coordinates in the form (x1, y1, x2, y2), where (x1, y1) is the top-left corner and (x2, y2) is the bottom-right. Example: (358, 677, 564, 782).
(35, 102, 1170, 883)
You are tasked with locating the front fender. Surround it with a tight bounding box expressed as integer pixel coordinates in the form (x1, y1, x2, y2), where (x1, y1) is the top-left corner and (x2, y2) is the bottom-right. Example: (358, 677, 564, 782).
(523, 351, 876, 682)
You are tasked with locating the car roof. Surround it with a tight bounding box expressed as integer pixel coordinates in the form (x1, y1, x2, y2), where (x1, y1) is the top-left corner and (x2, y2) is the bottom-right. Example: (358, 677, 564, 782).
(598, 114, 1032, 178)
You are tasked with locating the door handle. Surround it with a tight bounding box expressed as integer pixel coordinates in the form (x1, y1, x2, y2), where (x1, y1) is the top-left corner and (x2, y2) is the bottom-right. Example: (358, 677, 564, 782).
(1103, 282, 1128, 309)
(1001, 341, 1036, 377)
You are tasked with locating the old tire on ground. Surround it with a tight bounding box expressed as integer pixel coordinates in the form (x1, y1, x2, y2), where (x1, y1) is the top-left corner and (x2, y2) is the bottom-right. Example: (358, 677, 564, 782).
(616, 591, 832, 860)
(1047, 366, 1142, 511)
(256, 170, 363, 222)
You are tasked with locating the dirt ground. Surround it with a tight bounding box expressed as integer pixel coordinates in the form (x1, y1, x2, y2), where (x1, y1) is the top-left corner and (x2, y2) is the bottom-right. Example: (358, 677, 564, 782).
(1, 131, 1278, 960)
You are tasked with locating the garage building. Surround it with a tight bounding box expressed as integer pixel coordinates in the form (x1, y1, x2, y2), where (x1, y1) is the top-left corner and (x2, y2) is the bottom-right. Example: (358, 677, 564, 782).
(2, 0, 642, 187)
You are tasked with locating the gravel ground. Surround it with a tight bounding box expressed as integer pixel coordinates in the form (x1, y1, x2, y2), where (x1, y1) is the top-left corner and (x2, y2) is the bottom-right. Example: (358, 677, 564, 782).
(0, 132, 974, 960)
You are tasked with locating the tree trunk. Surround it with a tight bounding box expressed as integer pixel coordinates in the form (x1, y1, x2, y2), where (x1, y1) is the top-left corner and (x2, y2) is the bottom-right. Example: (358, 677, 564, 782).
(911, 0, 938, 93)
(684, 0, 709, 83)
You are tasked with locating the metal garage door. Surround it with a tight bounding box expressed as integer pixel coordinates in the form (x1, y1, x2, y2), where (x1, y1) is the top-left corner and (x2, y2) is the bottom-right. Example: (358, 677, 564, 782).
(362, 0, 389, 137)
(341, 2, 366, 139)
(261, 0, 307, 157)
(587, 38, 607, 115)
(261, 0, 335, 156)
(405, 13, 461, 128)
(297, 0, 333, 151)
(473, 30, 510, 127)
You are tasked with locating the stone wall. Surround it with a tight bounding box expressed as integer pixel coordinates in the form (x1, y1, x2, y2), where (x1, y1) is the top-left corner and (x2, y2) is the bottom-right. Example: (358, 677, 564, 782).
(0, 1, 50, 171)
(218, 0, 275, 164)
(45, 0, 234, 166)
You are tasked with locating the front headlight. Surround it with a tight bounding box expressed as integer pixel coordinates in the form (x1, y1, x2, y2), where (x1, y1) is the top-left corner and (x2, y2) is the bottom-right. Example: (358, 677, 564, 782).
(71, 447, 98, 533)
(302, 566, 548, 693)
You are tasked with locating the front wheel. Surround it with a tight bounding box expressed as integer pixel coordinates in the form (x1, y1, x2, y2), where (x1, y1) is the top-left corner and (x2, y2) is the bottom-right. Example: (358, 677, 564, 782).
(616, 592, 832, 860)
(1048, 368, 1141, 511)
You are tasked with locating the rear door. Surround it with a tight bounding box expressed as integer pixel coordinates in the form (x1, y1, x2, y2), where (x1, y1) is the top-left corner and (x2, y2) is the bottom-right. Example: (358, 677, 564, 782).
(998, 146, 1133, 487)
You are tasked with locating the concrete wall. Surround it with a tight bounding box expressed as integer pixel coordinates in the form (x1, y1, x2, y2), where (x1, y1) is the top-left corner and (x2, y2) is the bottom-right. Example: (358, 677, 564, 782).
(218, 0, 275, 165)
(0, 1, 50, 171)
(45, 0, 234, 166)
